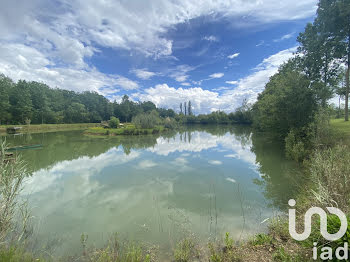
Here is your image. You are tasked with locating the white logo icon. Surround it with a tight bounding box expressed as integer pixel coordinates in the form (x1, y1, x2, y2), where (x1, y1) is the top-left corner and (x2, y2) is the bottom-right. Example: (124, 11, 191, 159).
(288, 199, 348, 241)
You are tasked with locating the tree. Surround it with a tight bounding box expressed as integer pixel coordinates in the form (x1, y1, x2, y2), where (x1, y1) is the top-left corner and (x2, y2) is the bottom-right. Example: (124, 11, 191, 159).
(0, 75, 12, 124)
(132, 110, 161, 129)
(64, 103, 88, 123)
(180, 103, 183, 114)
(253, 66, 318, 139)
(188, 101, 192, 115)
(311, 0, 350, 120)
(184, 102, 187, 116)
(297, 22, 340, 106)
(9, 80, 32, 124)
(141, 101, 156, 112)
(0, 75, 177, 125)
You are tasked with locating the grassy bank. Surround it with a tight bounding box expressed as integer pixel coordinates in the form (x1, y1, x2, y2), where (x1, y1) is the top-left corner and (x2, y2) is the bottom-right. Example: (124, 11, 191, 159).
(330, 118, 350, 138)
(84, 124, 165, 136)
(0, 123, 100, 134)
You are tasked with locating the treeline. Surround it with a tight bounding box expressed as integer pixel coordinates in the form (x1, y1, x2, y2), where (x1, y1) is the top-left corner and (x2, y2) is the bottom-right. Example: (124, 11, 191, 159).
(0, 73, 253, 126)
(176, 99, 252, 125)
(0, 75, 175, 125)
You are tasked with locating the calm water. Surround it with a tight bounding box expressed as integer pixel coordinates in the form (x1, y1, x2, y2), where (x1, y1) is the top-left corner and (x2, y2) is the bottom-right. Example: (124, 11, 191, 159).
(1, 126, 301, 256)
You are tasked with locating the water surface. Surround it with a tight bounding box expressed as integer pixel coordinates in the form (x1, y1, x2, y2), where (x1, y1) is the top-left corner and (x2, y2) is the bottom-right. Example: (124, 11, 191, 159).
(2, 126, 301, 256)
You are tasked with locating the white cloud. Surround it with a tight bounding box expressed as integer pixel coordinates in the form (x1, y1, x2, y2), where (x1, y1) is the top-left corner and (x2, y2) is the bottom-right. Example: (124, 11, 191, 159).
(209, 72, 224, 79)
(181, 82, 191, 86)
(0, 0, 316, 97)
(225, 80, 238, 85)
(0, 0, 316, 63)
(208, 160, 222, 165)
(132, 47, 297, 114)
(224, 154, 239, 158)
(131, 69, 156, 80)
(169, 64, 196, 82)
(202, 35, 218, 42)
(147, 131, 257, 167)
(137, 160, 157, 169)
(0, 43, 123, 94)
(273, 32, 295, 42)
(227, 53, 240, 59)
(213, 86, 230, 91)
(115, 76, 139, 90)
(226, 177, 236, 183)
(256, 40, 265, 47)
(173, 157, 189, 166)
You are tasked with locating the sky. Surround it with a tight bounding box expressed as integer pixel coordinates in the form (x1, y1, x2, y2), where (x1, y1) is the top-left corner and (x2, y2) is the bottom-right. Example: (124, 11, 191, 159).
(0, 0, 319, 114)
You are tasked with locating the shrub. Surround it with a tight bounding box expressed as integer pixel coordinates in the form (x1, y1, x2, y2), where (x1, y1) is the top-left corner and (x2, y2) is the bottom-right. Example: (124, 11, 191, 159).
(132, 111, 161, 129)
(173, 239, 195, 262)
(250, 233, 273, 246)
(285, 129, 308, 162)
(109, 116, 120, 128)
(164, 117, 178, 129)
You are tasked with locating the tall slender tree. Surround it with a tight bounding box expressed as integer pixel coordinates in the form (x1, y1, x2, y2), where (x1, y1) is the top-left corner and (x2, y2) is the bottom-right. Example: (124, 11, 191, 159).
(184, 101, 187, 116)
(180, 102, 183, 114)
(188, 100, 192, 115)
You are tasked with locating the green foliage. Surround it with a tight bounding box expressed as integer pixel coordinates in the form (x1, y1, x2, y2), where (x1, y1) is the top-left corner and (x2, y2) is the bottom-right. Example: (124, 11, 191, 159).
(132, 111, 161, 129)
(80, 233, 153, 262)
(272, 247, 303, 262)
(208, 234, 242, 262)
(309, 145, 350, 209)
(285, 129, 308, 162)
(109, 117, 120, 128)
(0, 247, 45, 262)
(173, 238, 195, 262)
(0, 141, 29, 242)
(163, 117, 178, 129)
(250, 233, 273, 246)
(301, 214, 350, 262)
(0, 76, 175, 125)
(228, 99, 253, 124)
(298, 0, 350, 120)
(268, 218, 290, 241)
(253, 66, 318, 140)
(86, 125, 164, 136)
(224, 232, 234, 249)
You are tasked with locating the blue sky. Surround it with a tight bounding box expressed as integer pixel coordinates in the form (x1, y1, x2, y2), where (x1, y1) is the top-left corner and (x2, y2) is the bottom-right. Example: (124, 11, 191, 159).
(0, 0, 318, 114)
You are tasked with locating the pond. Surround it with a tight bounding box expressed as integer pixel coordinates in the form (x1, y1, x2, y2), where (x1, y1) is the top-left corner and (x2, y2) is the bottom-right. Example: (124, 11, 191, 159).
(1, 125, 302, 257)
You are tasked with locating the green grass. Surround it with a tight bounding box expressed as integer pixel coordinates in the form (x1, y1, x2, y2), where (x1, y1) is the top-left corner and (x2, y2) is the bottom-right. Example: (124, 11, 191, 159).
(330, 119, 350, 136)
(249, 233, 273, 246)
(0, 123, 99, 134)
(0, 247, 47, 262)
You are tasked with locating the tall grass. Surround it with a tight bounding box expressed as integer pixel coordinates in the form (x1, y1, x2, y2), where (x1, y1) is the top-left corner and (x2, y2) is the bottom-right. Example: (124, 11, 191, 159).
(0, 140, 29, 243)
(309, 145, 350, 210)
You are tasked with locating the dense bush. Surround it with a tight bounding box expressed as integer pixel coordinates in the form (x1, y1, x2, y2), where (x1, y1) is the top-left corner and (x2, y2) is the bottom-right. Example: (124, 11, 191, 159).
(163, 117, 178, 129)
(109, 116, 120, 128)
(252, 67, 318, 139)
(285, 129, 308, 163)
(132, 110, 161, 129)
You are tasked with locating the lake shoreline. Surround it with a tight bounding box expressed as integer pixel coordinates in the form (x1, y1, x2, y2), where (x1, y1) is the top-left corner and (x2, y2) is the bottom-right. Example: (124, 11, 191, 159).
(0, 123, 100, 134)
